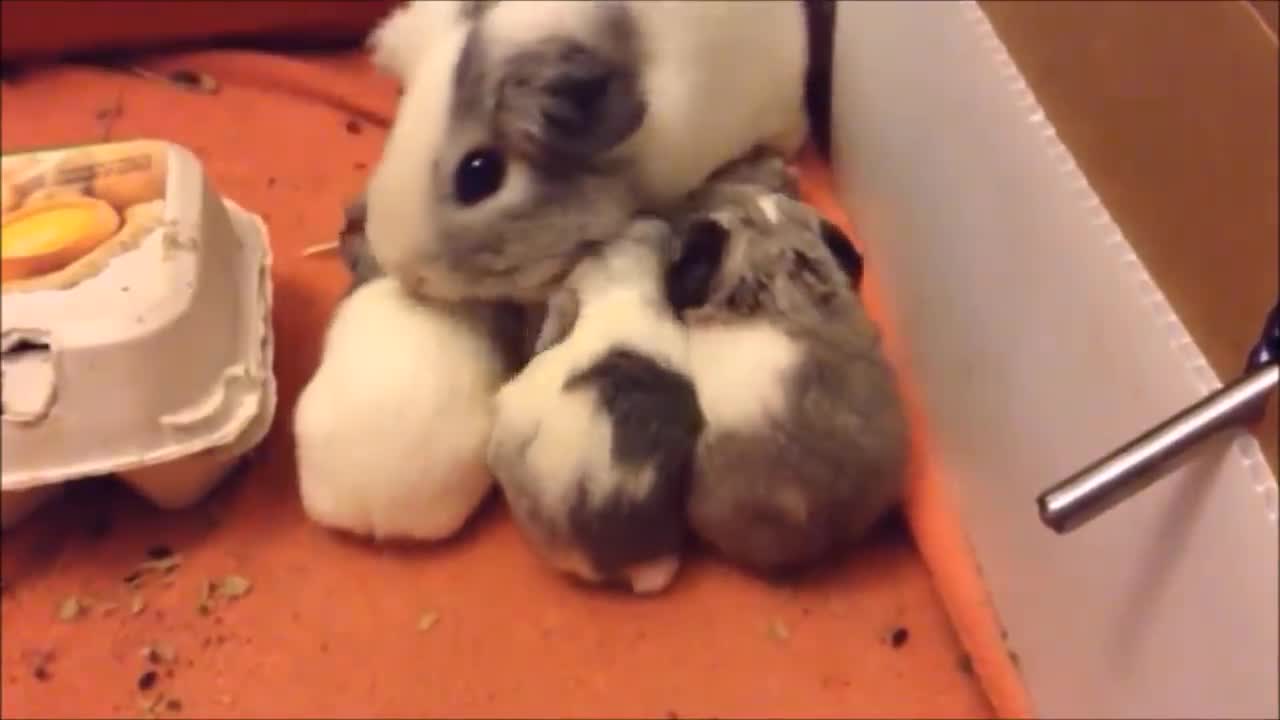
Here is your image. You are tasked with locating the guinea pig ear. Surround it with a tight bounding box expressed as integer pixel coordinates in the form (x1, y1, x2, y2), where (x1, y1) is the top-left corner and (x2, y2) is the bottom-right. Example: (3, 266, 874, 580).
(666, 218, 729, 312)
(817, 219, 864, 291)
(498, 38, 647, 163)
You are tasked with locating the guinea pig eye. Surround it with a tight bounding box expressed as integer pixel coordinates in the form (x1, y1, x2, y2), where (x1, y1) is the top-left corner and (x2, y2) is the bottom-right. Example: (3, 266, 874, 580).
(453, 148, 506, 206)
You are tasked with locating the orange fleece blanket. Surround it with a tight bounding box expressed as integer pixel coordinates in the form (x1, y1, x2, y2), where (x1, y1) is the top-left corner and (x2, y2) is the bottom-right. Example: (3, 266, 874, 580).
(0, 48, 1028, 719)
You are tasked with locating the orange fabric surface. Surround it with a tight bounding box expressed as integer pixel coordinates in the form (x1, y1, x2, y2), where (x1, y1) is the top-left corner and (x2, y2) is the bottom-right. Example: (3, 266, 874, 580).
(0, 48, 1014, 719)
(1, 1, 397, 63)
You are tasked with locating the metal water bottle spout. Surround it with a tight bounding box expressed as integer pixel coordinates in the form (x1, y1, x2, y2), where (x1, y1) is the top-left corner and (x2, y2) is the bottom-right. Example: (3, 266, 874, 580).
(1037, 301, 1280, 535)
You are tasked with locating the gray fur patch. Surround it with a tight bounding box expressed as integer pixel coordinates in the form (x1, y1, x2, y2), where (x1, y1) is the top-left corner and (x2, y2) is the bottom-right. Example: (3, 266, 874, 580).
(458, 0, 499, 23)
(337, 194, 385, 296)
(687, 346, 908, 576)
(562, 348, 704, 575)
(491, 5, 645, 166)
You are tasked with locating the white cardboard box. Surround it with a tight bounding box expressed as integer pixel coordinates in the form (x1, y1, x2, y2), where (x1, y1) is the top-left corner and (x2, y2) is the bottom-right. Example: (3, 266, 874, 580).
(828, 3, 1278, 718)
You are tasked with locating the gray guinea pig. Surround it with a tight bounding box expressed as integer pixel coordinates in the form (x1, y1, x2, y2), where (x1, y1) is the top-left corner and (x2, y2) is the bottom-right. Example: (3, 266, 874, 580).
(487, 217, 704, 594)
(664, 185, 908, 578)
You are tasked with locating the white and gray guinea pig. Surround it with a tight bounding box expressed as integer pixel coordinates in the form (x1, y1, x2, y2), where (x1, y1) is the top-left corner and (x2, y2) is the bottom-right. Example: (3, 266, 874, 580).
(486, 217, 704, 594)
(364, 0, 810, 302)
(293, 270, 521, 543)
(664, 156, 909, 577)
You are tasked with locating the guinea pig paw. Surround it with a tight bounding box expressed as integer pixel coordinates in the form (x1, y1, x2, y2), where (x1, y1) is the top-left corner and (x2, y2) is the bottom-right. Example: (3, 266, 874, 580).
(624, 555, 682, 595)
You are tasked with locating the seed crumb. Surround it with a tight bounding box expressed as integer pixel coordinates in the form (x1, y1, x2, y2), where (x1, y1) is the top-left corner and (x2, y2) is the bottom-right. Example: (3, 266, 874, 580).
(886, 626, 909, 649)
(142, 642, 176, 665)
(137, 669, 158, 691)
(215, 574, 252, 600)
(417, 611, 440, 632)
(131, 594, 146, 615)
(196, 580, 215, 615)
(767, 619, 791, 642)
(57, 595, 85, 621)
(166, 68, 219, 94)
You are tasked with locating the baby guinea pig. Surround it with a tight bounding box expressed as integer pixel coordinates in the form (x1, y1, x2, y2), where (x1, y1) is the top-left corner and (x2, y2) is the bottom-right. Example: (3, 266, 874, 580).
(293, 274, 511, 543)
(664, 187, 908, 577)
(486, 217, 705, 594)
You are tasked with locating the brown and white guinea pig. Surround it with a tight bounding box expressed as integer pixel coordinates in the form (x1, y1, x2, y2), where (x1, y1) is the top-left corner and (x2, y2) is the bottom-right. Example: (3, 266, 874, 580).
(486, 217, 704, 594)
(363, 0, 810, 303)
(664, 174, 909, 578)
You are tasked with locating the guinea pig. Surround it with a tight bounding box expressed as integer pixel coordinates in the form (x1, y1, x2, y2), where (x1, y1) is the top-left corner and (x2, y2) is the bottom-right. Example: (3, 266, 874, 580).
(664, 188, 907, 578)
(486, 217, 705, 594)
(293, 275, 517, 542)
(364, 0, 810, 303)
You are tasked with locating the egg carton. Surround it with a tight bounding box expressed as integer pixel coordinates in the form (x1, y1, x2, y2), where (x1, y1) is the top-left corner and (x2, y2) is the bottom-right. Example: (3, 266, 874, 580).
(1, 139, 276, 530)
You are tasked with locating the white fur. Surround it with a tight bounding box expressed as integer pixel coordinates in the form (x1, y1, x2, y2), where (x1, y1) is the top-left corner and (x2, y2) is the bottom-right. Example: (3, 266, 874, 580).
(365, 18, 471, 294)
(757, 194, 783, 224)
(293, 277, 504, 542)
(488, 239, 689, 591)
(686, 321, 803, 433)
(367, 0, 472, 83)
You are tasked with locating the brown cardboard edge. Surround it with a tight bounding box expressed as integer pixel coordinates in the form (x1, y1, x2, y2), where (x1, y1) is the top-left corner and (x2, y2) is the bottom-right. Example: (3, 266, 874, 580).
(1249, 0, 1279, 36)
(982, 0, 1279, 475)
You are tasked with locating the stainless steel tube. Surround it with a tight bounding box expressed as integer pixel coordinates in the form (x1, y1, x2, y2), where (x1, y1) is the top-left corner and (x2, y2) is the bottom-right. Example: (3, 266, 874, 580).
(1037, 362, 1279, 534)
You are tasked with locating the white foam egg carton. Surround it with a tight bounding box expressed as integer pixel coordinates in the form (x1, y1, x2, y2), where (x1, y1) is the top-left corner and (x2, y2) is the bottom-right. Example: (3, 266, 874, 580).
(1, 139, 276, 530)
